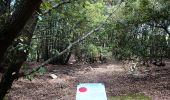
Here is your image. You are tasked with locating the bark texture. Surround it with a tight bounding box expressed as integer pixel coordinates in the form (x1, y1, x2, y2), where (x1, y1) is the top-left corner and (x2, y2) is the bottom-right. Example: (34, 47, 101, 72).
(0, 11, 39, 100)
(0, 0, 42, 63)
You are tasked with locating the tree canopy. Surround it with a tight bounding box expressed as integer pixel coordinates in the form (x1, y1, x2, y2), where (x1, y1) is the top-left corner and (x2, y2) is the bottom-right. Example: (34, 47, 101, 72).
(0, 0, 170, 99)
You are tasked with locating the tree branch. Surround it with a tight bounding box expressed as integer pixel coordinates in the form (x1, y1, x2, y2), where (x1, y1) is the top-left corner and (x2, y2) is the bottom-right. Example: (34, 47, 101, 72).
(148, 22, 170, 35)
(162, 26, 170, 36)
(24, 2, 123, 76)
(43, 0, 71, 15)
(25, 24, 102, 76)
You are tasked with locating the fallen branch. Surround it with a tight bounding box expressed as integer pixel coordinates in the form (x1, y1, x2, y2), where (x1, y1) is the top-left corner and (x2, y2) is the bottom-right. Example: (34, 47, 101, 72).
(25, 24, 102, 76)
(24, 2, 123, 77)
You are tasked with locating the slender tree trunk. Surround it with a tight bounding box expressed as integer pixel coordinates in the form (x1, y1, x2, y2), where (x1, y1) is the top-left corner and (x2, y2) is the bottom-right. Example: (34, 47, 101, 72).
(0, 12, 39, 99)
(43, 38, 49, 61)
(65, 51, 72, 64)
(37, 50, 40, 62)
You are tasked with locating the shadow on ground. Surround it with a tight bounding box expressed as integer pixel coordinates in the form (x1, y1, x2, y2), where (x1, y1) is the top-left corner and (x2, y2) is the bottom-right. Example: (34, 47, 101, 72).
(5, 61, 170, 100)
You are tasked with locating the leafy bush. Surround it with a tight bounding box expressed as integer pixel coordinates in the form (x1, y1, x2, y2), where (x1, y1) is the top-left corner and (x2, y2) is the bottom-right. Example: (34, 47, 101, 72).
(86, 44, 99, 58)
(25, 66, 46, 81)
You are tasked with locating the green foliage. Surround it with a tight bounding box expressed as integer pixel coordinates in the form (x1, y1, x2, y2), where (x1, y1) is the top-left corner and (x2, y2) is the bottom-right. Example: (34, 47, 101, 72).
(85, 1, 106, 25)
(86, 44, 99, 58)
(28, 0, 170, 63)
(37, 66, 46, 75)
(98, 46, 110, 56)
(25, 74, 35, 81)
(51, 49, 59, 55)
(25, 66, 46, 81)
(109, 93, 151, 100)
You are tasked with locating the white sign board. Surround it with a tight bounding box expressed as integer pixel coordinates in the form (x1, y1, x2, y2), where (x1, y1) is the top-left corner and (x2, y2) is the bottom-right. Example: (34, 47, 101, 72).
(76, 83, 107, 100)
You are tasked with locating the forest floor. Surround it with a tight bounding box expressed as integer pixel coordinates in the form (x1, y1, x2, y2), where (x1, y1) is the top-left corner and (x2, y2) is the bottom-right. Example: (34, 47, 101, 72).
(5, 60, 170, 100)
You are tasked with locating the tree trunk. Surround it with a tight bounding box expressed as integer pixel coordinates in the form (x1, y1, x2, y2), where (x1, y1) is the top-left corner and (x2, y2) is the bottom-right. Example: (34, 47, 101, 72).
(65, 51, 72, 64)
(43, 38, 49, 61)
(0, 12, 39, 99)
(0, 0, 42, 63)
(36, 50, 40, 62)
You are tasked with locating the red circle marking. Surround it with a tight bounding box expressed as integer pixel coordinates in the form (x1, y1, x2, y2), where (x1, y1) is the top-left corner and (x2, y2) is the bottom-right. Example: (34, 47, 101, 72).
(79, 87, 87, 92)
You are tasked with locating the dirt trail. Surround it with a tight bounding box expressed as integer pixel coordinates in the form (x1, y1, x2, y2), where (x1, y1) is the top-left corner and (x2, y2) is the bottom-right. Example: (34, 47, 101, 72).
(7, 61, 170, 100)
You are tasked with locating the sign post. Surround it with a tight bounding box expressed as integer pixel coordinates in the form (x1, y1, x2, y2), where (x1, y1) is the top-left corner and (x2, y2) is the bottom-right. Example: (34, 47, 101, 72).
(76, 83, 107, 100)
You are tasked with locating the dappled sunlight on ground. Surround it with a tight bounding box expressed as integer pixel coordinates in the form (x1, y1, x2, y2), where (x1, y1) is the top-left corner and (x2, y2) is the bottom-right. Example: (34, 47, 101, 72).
(5, 61, 170, 100)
